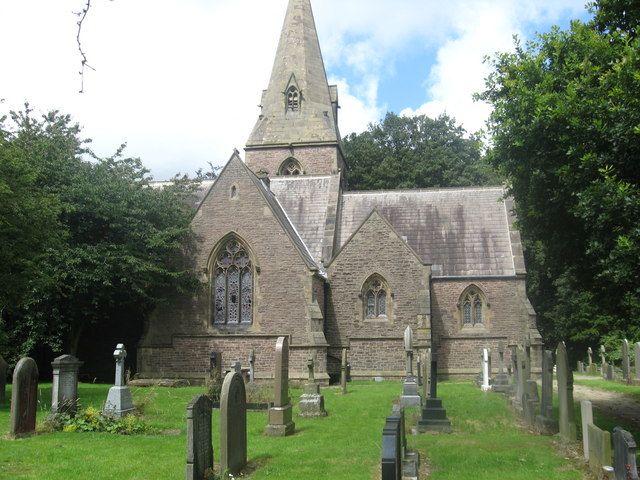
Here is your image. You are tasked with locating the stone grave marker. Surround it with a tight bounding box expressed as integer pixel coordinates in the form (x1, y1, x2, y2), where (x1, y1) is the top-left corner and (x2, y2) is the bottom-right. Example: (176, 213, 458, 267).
(492, 342, 510, 393)
(340, 348, 348, 394)
(536, 349, 557, 432)
(400, 326, 421, 407)
(210, 351, 222, 379)
(622, 339, 631, 383)
(186, 395, 213, 480)
(220, 371, 247, 475)
(601, 345, 607, 376)
(581, 400, 594, 461)
(9, 357, 39, 437)
(265, 336, 295, 436)
(613, 427, 639, 480)
(481, 348, 491, 391)
(514, 345, 527, 414)
(588, 347, 593, 366)
(636, 342, 640, 381)
(298, 356, 326, 417)
(508, 345, 519, 399)
(522, 379, 540, 425)
(0, 354, 8, 405)
(577, 361, 585, 374)
(588, 423, 612, 475)
(606, 364, 614, 381)
(423, 348, 431, 399)
(248, 349, 255, 383)
(557, 341, 577, 441)
(103, 344, 135, 418)
(417, 344, 451, 433)
(51, 354, 83, 415)
(390, 405, 419, 480)
(381, 414, 401, 480)
(416, 356, 422, 387)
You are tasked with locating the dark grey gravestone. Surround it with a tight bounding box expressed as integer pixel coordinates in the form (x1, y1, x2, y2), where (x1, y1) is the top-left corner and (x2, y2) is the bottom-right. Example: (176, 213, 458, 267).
(606, 364, 615, 381)
(381, 415, 401, 480)
(536, 350, 557, 432)
(523, 379, 540, 426)
(220, 371, 247, 476)
(51, 354, 83, 415)
(417, 349, 451, 433)
(557, 341, 577, 442)
(0, 354, 8, 405)
(390, 405, 419, 480)
(298, 356, 326, 417)
(588, 423, 612, 476)
(636, 342, 640, 381)
(186, 395, 213, 480)
(340, 348, 347, 394)
(581, 400, 593, 461)
(613, 427, 639, 480)
(265, 337, 294, 436)
(622, 340, 631, 383)
(9, 357, 39, 437)
(103, 344, 135, 418)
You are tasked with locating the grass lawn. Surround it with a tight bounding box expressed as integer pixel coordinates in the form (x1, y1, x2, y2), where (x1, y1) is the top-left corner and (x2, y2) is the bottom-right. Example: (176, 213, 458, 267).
(0, 381, 585, 480)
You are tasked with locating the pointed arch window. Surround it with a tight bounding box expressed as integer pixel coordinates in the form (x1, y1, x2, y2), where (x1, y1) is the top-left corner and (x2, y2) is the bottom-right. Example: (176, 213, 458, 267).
(461, 286, 485, 327)
(286, 86, 300, 111)
(363, 275, 389, 319)
(213, 238, 253, 325)
(279, 157, 302, 176)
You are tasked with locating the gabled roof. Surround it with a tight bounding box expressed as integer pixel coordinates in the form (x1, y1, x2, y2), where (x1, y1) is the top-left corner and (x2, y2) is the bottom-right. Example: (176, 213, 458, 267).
(246, 0, 339, 147)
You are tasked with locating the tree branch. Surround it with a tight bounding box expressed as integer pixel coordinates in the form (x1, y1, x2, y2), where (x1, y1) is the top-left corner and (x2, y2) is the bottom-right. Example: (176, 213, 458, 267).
(75, 0, 95, 93)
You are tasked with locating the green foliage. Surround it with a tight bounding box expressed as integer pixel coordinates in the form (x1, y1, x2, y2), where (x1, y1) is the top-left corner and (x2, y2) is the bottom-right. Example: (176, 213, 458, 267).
(342, 112, 499, 191)
(43, 406, 150, 435)
(206, 370, 223, 402)
(479, 1, 640, 354)
(0, 105, 201, 362)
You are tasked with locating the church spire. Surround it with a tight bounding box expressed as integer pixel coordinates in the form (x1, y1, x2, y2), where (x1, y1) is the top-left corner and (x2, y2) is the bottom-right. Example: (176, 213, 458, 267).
(246, 0, 340, 150)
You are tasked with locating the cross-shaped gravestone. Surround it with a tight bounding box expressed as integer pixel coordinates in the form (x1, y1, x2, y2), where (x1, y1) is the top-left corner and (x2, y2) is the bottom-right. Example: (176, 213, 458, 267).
(103, 344, 135, 418)
(299, 356, 326, 417)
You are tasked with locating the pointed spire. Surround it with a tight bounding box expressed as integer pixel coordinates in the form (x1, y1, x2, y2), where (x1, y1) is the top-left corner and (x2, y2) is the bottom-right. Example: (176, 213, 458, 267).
(246, 0, 339, 147)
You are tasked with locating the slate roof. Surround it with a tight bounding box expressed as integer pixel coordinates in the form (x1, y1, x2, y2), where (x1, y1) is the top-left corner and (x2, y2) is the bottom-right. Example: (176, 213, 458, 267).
(270, 175, 333, 262)
(337, 187, 519, 277)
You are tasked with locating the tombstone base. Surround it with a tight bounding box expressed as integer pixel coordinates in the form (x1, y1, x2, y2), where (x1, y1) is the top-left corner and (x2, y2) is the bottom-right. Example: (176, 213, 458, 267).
(103, 386, 135, 418)
(491, 374, 510, 393)
(400, 379, 422, 407)
(416, 398, 452, 433)
(402, 450, 420, 480)
(298, 394, 327, 417)
(265, 405, 295, 436)
(535, 415, 558, 434)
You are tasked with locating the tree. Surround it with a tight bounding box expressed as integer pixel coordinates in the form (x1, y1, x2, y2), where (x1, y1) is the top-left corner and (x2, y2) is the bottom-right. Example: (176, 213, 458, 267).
(342, 112, 498, 191)
(478, 0, 640, 355)
(0, 106, 201, 362)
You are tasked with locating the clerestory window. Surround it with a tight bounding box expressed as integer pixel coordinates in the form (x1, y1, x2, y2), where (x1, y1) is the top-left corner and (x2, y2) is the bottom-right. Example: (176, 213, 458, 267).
(213, 238, 253, 325)
(363, 275, 389, 319)
(461, 287, 484, 327)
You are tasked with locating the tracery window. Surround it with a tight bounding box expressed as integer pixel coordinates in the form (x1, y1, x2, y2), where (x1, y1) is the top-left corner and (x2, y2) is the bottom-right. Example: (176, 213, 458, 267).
(279, 157, 302, 176)
(213, 238, 252, 325)
(286, 86, 300, 111)
(363, 275, 389, 319)
(461, 287, 484, 326)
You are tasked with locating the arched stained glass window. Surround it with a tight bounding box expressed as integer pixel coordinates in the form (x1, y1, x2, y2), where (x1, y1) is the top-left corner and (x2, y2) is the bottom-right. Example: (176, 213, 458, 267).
(461, 287, 485, 327)
(213, 238, 253, 325)
(363, 275, 389, 319)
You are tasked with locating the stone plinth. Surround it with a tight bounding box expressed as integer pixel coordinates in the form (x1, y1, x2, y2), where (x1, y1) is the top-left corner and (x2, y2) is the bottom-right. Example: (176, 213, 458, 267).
(400, 377, 421, 407)
(416, 398, 452, 433)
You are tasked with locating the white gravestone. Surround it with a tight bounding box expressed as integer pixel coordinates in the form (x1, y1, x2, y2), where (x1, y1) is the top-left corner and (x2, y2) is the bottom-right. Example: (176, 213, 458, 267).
(103, 344, 135, 418)
(481, 348, 491, 391)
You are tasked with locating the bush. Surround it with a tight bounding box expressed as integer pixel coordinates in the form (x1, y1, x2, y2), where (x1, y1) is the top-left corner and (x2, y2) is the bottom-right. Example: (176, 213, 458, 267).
(42, 406, 151, 435)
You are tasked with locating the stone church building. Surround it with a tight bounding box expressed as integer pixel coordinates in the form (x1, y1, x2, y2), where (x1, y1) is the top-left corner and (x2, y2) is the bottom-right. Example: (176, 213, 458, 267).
(137, 0, 541, 383)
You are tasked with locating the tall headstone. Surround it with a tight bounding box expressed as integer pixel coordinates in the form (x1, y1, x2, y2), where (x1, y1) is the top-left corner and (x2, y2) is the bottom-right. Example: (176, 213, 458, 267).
(601, 345, 607, 375)
(588, 347, 593, 366)
(220, 372, 247, 475)
(523, 379, 540, 425)
(103, 344, 135, 418)
(514, 346, 527, 414)
(588, 423, 613, 475)
(481, 348, 491, 391)
(613, 427, 639, 480)
(492, 342, 510, 392)
(400, 327, 421, 407)
(51, 354, 83, 415)
(636, 342, 640, 381)
(423, 349, 431, 399)
(248, 349, 255, 383)
(9, 357, 39, 437)
(265, 337, 295, 436)
(186, 395, 213, 480)
(0, 354, 8, 405)
(581, 400, 594, 461)
(298, 356, 327, 417)
(536, 350, 558, 432)
(557, 341, 577, 442)
(416, 356, 422, 387)
(622, 339, 631, 383)
(417, 343, 452, 433)
(508, 345, 518, 399)
(606, 364, 614, 381)
(340, 348, 348, 394)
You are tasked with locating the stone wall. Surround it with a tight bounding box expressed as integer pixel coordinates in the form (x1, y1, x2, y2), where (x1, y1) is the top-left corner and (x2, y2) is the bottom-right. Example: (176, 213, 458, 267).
(245, 144, 344, 177)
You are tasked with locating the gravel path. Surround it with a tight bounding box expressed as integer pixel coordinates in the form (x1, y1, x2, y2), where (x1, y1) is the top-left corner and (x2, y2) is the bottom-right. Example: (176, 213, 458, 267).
(571, 380, 640, 431)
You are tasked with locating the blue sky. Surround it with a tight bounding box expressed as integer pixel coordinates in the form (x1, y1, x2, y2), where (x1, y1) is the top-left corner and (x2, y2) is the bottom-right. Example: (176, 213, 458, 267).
(0, 0, 591, 180)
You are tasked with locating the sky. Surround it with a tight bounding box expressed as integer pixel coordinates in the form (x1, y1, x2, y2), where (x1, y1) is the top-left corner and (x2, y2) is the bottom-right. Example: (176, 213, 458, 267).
(0, 0, 590, 180)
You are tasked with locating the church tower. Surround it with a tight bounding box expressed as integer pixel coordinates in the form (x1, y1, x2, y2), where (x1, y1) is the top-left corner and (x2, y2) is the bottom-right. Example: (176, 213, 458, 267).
(245, 0, 346, 177)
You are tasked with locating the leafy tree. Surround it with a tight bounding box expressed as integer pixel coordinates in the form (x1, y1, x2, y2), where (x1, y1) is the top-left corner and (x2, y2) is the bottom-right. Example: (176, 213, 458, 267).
(479, 1, 640, 354)
(343, 112, 499, 190)
(0, 106, 201, 362)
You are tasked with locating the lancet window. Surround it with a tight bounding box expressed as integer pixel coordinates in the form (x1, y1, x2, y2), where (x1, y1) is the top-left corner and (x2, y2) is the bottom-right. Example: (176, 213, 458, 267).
(213, 238, 253, 325)
(286, 86, 300, 111)
(363, 275, 389, 319)
(279, 157, 302, 176)
(461, 287, 484, 326)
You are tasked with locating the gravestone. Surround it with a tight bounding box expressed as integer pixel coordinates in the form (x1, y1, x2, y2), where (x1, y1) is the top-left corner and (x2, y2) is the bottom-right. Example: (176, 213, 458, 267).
(265, 337, 295, 436)
(613, 427, 639, 480)
(51, 354, 83, 415)
(248, 349, 255, 383)
(416, 344, 451, 433)
(390, 405, 419, 480)
(423, 349, 431, 399)
(186, 395, 213, 480)
(0, 354, 8, 405)
(400, 327, 421, 407)
(557, 341, 577, 441)
(298, 356, 327, 417)
(514, 346, 527, 414)
(577, 361, 585, 374)
(536, 350, 557, 432)
(210, 351, 222, 379)
(220, 371, 247, 475)
(581, 400, 593, 461)
(636, 343, 640, 381)
(523, 380, 540, 426)
(416, 356, 422, 387)
(481, 348, 491, 391)
(340, 348, 348, 394)
(588, 423, 612, 475)
(508, 345, 519, 399)
(622, 339, 631, 383)
(601, 345, 607, 375)
(9, 357, 39, 437)
(606, 364, 614, 381)
(231, 361, 242, 375)
(103, 344, 135, 418)
(381, 414, 401, 480)
(493, 342, 510, 393)
(588, 347, 593, 366)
